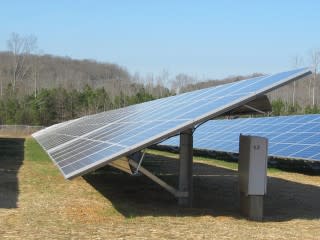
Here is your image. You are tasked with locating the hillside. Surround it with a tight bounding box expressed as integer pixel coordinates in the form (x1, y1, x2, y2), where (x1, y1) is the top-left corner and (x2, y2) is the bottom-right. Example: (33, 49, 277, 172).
(0, 51, 157, 99)
(0, 49, 319, 126)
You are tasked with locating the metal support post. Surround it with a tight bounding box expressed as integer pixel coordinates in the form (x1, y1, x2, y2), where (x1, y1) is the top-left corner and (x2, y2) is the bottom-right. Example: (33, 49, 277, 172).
(178, 128, 193, 207)
(238, 135, 268, 221)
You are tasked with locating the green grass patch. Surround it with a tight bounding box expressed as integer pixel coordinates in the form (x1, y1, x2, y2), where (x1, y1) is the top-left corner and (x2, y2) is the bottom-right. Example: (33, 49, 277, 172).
(24, 137, 60, 177)
(146, 149, 282, 174)
(146, 149, 238, 170)
(25, 138, 51, 163)
(146, 149, 179, 159)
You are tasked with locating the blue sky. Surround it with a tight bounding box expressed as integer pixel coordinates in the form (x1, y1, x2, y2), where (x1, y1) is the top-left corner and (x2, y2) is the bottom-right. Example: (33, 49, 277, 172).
(0, 1, 319, 79)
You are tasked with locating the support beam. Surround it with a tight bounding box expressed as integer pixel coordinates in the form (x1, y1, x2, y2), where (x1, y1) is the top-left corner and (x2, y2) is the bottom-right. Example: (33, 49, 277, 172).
(243, 104, 266, 114)
(128, 159, 188, 198)
(179, 128, 193, 207)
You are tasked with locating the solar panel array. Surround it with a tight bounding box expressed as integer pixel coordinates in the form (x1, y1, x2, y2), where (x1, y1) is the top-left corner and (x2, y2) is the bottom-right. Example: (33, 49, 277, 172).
(162, 114, 320, 162)
(32, 68, 311, 179)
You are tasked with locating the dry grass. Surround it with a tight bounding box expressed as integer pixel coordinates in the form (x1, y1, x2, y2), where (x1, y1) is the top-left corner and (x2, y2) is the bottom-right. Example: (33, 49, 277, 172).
(0, 137, 319, 239)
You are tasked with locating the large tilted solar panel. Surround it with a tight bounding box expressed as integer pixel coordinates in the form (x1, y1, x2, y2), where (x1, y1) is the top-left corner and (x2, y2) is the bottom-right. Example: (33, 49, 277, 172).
(162, 114, 320, 161)
(32, 68, 311, 179)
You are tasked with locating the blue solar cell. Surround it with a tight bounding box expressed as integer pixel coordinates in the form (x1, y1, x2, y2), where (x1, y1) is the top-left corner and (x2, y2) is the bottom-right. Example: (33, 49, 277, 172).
(58, 143, 112, 168)
(223, 142, 238, 152)
(311, 153, 320, 160)
(258, 124, 278, 133)
(308, 124, 320, 132)
(277, 124, 300, 132)
(212, 140, 231, 150)
(50, 138, 93, 158)
(269, 133, 296, 143)
(53, 141, 101, 162)
(310, 116, 320, 123)
(61, 145, 126, 176)
(272, 144, 308, 157)
(290, 145, 320, 159)
(167, 137, 179, 145)
(267, 143, 290, 153)
(236, 125, 254, 132)
(298, 134, 320, 145)
(194, 139, 209, 148)
(280, 133, 314, 144)
(291, 123, 318, 133)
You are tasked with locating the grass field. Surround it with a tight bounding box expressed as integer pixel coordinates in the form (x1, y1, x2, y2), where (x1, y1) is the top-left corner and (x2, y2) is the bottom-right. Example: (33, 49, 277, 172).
(0, 137, 320, 239)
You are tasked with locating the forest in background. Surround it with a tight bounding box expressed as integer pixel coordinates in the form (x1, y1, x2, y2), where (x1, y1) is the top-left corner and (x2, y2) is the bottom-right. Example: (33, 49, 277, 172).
(0, 33, 319, 126)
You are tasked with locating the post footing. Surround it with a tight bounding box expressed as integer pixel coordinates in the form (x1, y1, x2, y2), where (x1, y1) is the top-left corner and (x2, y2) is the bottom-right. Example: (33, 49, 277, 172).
(240, 192, 264, 221)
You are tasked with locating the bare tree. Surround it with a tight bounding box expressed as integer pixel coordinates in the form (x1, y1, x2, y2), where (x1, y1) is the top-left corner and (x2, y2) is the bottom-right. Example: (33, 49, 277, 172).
(7, 32, 37, 92)
(157, 69, 170, 97)
(0, 69, 3, 97)
(172, 74, 195, 94)
(31, 54, 41, 97)
(0, 55, 3, 97)
(310, 49, 320, 106)
(291, 55, 304, 106)
(145, 73, 155, 95)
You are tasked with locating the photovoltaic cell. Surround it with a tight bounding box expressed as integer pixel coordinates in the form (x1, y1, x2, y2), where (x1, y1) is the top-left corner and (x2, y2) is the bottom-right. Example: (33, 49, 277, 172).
(32, 68, 311, 179)
(161, 114, 320, 162)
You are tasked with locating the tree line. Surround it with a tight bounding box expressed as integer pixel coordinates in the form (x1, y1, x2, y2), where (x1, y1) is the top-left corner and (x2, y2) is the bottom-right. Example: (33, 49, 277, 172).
(0, 85, 161, 126)
(0, 32, 319, 126)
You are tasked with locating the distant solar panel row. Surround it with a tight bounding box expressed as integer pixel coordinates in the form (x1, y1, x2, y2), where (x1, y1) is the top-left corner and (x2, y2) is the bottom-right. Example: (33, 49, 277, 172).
(33, 68, 311, 179)
(161, 114, 320, 161)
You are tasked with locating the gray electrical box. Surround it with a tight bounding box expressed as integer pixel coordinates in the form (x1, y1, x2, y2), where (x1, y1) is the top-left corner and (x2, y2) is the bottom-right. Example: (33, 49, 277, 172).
(239, 135, 268, 196)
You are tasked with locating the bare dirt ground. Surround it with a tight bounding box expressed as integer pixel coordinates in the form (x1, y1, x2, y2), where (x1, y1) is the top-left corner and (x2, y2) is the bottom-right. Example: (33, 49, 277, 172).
(0, 137, 320, 239)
